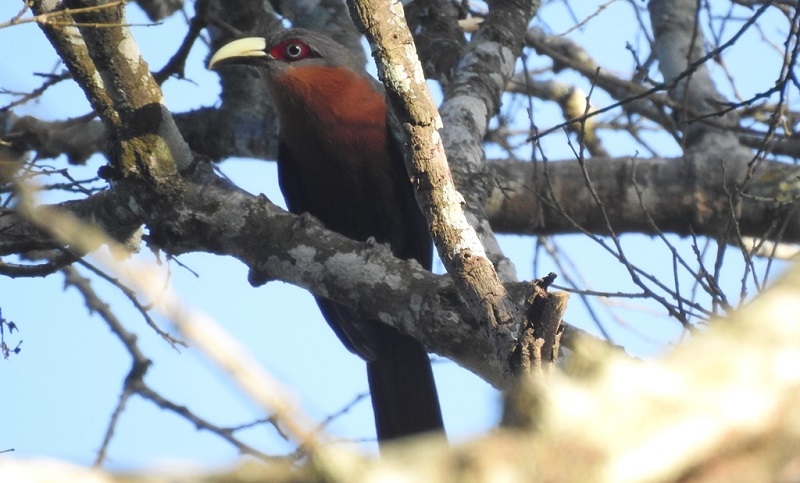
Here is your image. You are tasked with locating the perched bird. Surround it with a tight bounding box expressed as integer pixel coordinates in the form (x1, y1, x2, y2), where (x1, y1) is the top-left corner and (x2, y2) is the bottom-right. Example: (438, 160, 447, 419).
(208, 29, 444, 446)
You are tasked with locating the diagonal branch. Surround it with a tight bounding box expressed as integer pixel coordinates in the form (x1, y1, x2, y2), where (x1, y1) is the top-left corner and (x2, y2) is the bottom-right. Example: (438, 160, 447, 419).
(62, 0, 190, 177)
(348, 0, 542, 379)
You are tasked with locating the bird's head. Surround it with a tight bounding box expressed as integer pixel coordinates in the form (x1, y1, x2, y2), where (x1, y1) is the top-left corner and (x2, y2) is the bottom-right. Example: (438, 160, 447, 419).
(208, 28, 364, 77)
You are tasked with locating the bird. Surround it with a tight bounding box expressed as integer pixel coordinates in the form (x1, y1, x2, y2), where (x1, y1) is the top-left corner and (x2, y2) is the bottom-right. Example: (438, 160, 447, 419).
(208, 28, 444, 447)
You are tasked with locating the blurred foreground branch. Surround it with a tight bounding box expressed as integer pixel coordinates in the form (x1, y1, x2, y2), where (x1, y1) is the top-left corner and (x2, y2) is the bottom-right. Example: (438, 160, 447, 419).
(4, 260, 800, 481)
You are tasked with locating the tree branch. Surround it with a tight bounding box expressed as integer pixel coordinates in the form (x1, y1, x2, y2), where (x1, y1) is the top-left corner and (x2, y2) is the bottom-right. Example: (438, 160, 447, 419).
(437, 0, 540, 283)
(63, 0, 190, 177)
(0, 189, 140, 257)
(484, 154, 800, 243)
(348, 0, 546, 379)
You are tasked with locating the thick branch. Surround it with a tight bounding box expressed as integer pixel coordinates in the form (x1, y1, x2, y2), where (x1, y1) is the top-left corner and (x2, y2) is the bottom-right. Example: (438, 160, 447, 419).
(348, 0, 532, 379)
(135, 0, 183, 21)
(485, 154, 800, 243)
(435, 1, 541, 283)
(7, 151, 800, 253)
(125, 161, 515, 386)
(0, 111, 106, 165)
(29, 0, 120, 133)
(5, 157, 603, 387)
(404, 0, 466, 84)
(65, 0, 190, 176)
(0, 190, 140, 256)
(649, 0, 741, 143)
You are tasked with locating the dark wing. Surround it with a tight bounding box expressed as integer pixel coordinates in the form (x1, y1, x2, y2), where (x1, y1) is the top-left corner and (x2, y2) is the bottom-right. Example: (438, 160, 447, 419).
(277, 139, 309, 215)
(277, 138, 380, 360)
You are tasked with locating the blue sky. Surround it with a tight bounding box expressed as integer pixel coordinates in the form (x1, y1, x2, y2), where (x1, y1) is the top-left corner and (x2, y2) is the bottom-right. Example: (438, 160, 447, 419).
(0, 0, 789, 470)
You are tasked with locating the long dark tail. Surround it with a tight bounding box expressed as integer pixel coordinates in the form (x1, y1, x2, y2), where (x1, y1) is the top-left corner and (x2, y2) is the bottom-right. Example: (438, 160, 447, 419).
(367, 323, 444, 446)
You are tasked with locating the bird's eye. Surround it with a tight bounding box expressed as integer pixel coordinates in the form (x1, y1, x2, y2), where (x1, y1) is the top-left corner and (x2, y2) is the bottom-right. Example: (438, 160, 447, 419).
(285, 42, 304, 58)
(270, 39, 312, 62)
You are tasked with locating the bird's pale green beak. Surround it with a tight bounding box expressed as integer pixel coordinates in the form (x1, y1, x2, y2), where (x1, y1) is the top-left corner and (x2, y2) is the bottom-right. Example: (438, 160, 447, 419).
(208, 37, 269, 69)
